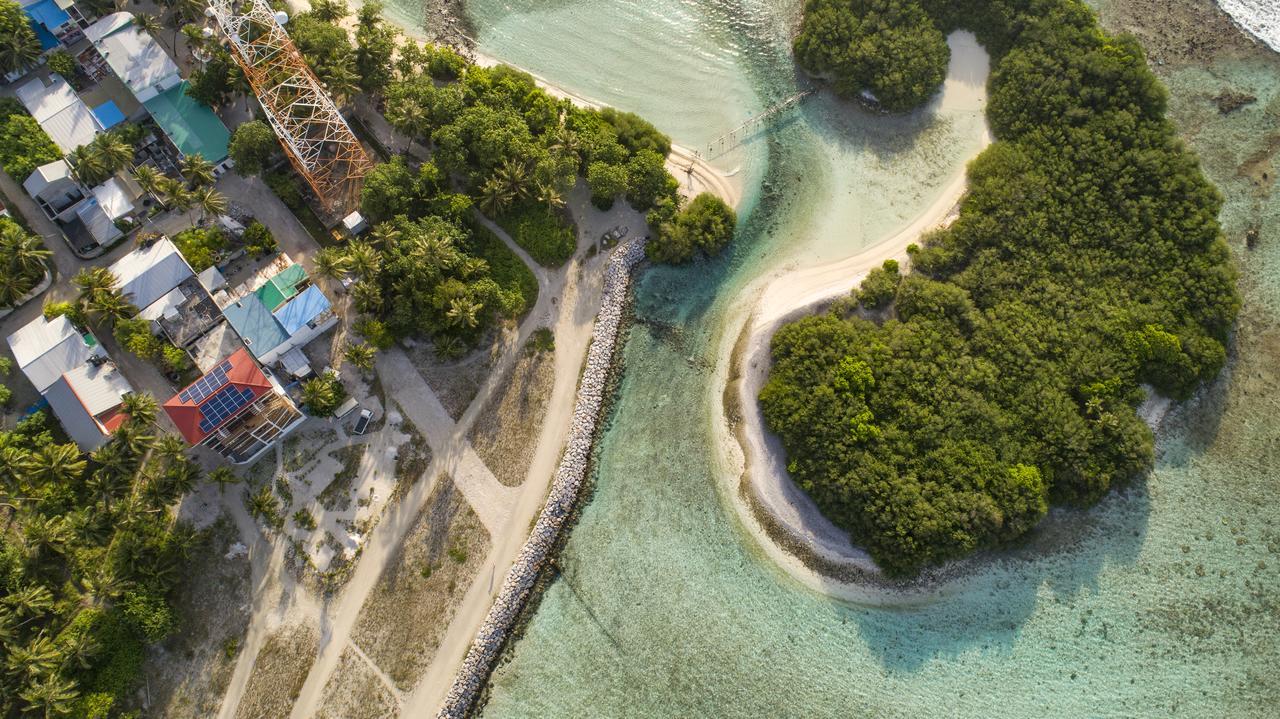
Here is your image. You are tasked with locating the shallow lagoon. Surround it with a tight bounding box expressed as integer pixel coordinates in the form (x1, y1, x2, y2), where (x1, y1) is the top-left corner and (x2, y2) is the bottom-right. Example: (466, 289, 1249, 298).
(384, 0, 1280, 714)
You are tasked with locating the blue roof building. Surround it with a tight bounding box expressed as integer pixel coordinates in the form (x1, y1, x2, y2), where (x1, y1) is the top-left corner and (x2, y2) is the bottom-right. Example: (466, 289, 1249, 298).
(221, 281, 336, 366)
(222, 294, 288, 360)
(273, 285, 331, 335)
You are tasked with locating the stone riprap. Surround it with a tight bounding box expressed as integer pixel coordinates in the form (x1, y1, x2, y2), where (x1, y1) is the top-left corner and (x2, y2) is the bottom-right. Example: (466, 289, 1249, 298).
(437, 238, 646, 718)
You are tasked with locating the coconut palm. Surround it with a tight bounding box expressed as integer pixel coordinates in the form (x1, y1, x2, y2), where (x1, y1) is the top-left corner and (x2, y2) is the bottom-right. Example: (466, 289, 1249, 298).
(445, 297, 482, 330)
(120, 393, 158, 430)
(21, 515, 72, 564)
(0, 24, 41, 75)
(535, 181, 565, 214)
(133, 13, 162, 37)
(386, 99, 425, 151)
(180, 153, 216, 188)
(350, 279, 383, 315)
(496, 159, 531, 202)
(301, 375, 340, 414)
(207, 466, 240, 494)
(153, 435, 187, 463)
(246, 485, 277, 522)
(90, 133, 133, 174)
(21, 444, 85, 490)
(319, 63, 360, 106)
(72, 267, 116, 304)
(181, 23, 207, 65)
(193, 186, 228, 222)
(4, 584, 54, 621)
(370, 221, 401, 249)
(478, 176, 514, 217)
(344, 241, 380, 278)
(19, 669, 79, 718)
(133, 165, 163, 199)
(313, 247, 350, 288)
(343, 342, 376, 372)
(68, 145, 110, 187)
(158, 177, 194, 212)
(1, 221, 51, 280)
(83, 291, 134, 326)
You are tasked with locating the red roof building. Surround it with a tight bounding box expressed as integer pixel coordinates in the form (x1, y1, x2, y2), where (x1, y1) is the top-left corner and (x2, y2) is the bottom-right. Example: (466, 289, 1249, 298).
(163, 348, 302, 462)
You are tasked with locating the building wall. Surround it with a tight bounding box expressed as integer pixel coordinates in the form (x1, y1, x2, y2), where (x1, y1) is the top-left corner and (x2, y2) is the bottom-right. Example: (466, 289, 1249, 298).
(258, 313, 337, 367)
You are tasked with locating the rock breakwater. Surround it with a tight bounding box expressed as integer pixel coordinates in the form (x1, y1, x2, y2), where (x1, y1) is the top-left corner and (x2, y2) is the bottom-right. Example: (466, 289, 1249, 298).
(436, 238, 647, 718)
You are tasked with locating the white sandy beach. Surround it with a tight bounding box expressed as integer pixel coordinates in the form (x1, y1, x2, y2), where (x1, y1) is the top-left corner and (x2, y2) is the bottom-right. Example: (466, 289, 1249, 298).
(711, 31, 993, 604)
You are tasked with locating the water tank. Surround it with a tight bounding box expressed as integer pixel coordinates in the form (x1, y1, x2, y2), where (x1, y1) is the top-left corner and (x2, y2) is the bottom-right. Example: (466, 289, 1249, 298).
(275, 10, 289, 25)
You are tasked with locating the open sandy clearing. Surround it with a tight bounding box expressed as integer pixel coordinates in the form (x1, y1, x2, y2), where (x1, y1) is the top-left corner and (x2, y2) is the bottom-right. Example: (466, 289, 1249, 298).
(234, 621, 320, 719)
(315, 647, 401, 719)
(467, 344, 557, 487)
(351, 474, 493, 691)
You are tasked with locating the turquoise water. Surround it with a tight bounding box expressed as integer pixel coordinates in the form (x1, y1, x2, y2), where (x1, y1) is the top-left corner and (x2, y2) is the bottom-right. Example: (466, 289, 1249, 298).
(385, 0, 1280, 715)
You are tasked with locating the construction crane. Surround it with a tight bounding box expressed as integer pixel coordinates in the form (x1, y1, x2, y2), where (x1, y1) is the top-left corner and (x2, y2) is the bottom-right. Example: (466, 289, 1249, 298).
(204, 0, 373, 216)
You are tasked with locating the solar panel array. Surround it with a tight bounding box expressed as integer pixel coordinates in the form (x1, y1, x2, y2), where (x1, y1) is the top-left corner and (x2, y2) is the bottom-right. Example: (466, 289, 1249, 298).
(197, 385, 258, 434)
(178, 359, 234, 404)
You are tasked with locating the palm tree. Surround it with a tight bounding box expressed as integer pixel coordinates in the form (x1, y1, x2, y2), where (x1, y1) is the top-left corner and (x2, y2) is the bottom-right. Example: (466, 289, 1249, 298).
(19, 670, 79, 719)
(4, 584, 54, 622)
(301, 375, 339, 414)
(387, 99, 425, 152)
(193, 186, 228, 222)
(91, 133, 133, 174)
(132, 13, 162, 37)
(478, 176, 514, 217)
(207, 466, 240, 494)
(120, 393, 158, 430)
(344, 241, 380, 278)
(154, 435, 187, 463)
(22, 443, 86, 490)
(68, 145, 109, 187)
(181, 23, 207, 66)
(321, 63, 360, 106)
(445, 297, 482, 330)
(370, 222, 401, 249)
(21, 515, 72, 564)
(72, 267, 117, 307)
(535, 181, 566, 215)
(343, 342, 376, 372)
(246, 485, 277, 522)
(158, 177, 194, 212)
(1, 222, 51, 280)
(0, 25, 41, 75)
(350, 279, 382, 315)
(181, 153, 216, 188)
(133, 165, 163, 199)
(84, 291, 134, 326)
(313, 247, 350, 289)
(496, 159, 532, 202)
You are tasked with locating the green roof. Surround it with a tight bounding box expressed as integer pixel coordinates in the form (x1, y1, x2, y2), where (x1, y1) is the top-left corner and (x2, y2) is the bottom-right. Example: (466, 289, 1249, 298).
(253, 264, 308, 311)
(142, 82, 230, 163)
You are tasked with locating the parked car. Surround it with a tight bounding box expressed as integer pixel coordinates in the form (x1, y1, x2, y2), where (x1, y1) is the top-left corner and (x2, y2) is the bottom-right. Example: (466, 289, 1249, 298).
(353, 408, 373, 435)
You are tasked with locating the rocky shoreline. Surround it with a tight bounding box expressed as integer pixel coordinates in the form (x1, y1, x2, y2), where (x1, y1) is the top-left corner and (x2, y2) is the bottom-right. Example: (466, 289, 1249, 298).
(436, 238, 647, 718)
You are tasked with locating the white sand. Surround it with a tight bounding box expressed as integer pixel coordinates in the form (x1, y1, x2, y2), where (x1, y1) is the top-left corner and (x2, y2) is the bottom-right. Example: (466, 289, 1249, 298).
(711, 32, 993, 603)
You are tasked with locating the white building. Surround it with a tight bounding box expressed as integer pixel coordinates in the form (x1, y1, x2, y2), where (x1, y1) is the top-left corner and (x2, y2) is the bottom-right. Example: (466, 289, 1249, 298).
(84, 12, 181, 103)
(5, 315, 133, 450)
(15, 73, 104, 154)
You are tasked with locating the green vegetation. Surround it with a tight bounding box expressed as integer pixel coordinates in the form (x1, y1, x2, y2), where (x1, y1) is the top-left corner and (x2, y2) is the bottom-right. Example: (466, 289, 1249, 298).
(242, 220, 278, 258)
(495, 202, 575, 266)
(112, 319, 192, 378)
(0, 0, 40, 75)
(228, 121, 280, 177)
(171, 226, 228, 272)
(45, 50, 75, 79)
(68, 131, 134, 187)
(0, 396, 219, 717)
(301, 371, 347, 417)
(464, 218, 539, 312)
(793, 0, 950, 112)
(763, 0, 1240, 575)
(185, 48, 244, 109)
(0, 103, 61, 183)
(645, 193, 737, 264)
(0, 217, 50, 307)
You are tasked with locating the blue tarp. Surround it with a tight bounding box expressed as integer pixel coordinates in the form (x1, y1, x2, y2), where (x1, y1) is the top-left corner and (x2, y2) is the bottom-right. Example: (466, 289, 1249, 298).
(91, 101, 125, 129)
(273, 285, 330, 335)
(28, 18, 58, 51)
(25, 0, 69, 30)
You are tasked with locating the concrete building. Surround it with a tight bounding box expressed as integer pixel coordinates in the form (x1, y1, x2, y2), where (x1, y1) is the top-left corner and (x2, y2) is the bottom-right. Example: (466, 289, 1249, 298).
(23, 160, 143, 253)
(5, 314, 133, 451)
(221, 261, 336, 366)
(84, 12, 231, 167)
(162, 348, 303, 463)
(15, 73, 104, 154)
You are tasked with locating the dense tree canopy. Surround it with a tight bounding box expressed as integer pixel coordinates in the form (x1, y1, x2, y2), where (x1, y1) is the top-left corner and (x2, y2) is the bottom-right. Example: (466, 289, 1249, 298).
(764, 0, 1239, 575)
(646, 193, 737, 264)
(228, 121, 279, 177)
(0, 102, 61, 183)
(794, 0, 950, 112)
(0, 400, 213, 717)
(0, 0, 40, 74)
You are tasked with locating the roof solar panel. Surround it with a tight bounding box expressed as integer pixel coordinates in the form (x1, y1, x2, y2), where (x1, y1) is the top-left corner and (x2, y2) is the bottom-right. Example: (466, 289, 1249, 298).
(196, 383, 255, 435)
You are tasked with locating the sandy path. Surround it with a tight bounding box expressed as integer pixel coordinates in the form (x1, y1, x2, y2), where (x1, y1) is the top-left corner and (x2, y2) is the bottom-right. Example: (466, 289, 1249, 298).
(711, 32, 992, 603)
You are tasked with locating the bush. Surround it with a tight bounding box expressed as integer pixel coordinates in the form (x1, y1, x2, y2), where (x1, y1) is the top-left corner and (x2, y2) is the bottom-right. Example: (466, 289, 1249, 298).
(354, 318, 394, 350)
(121, 591, 174, 643)
(645, 193, 737, 264)
(587, 161, 629, 210)
(46, 50, 76, 78)
(598, 107, 671, 156)
(243, 220, 277, 258)
(496, 202, 576, 267)
(625, 149, 678, 211)
(172, 226, 228, 271)
(793, 0, 950, 112)
(856, 259, 901, 309)
(0, 114, 61, 181)
(301, 371, 347, 417)
(464, 217, 538, 312)
(228, 120, 278, 177)
(114, 318, 162, 359)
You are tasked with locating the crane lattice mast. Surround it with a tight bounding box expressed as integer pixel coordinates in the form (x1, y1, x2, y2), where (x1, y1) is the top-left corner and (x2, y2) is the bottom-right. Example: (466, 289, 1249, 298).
(205, 0, 373, 215)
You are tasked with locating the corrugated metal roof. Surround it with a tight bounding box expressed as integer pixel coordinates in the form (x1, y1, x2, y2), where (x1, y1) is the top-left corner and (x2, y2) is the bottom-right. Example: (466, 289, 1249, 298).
(21, 159, 73, 197)
(5, 315, 105, 394)
(108, 237, 194, 311)
(222, 293, 288, 358)
(163, 348, 272, 445)
(44, 376, 109, 450)
(273, 285, 330, 335)
(86, 12, 179, 97)
(62, 362, 132, 417)
(142, 82, 230, 162)
(16, 75, 102, 154)
(91, 174, 139, 219)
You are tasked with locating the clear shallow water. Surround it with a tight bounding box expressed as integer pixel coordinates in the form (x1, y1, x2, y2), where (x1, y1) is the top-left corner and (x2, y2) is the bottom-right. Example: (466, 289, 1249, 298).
(382, 0, 1280, 715)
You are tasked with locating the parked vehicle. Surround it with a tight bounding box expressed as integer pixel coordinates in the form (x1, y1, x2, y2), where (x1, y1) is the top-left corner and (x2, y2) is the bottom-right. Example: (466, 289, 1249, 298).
(353, 408, 373, 435)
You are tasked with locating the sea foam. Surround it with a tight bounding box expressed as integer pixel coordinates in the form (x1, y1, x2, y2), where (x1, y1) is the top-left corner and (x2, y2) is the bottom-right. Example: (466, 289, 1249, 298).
(1216, 0, 1280, 52)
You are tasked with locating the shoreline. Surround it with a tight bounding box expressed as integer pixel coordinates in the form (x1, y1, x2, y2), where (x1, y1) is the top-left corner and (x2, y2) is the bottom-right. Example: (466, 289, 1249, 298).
(710, 31, 995, 604)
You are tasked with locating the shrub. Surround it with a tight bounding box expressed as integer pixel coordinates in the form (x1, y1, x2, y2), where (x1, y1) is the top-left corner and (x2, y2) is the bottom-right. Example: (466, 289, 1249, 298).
(114, 318, 162, 359)
(243, 220, 278, 257)
(46, 50, 76, 78)
(0, 114, 61, 182)
(587, 161, 629, 210)
(496, 202, 576, 267)
(354, 318, 394, 350)
(625, 149, 678, 211)
(645, 192, 737, 264)
(172, 226, 228, 271)
(856, 259, 901, 309)
(598, 107, 671, 156)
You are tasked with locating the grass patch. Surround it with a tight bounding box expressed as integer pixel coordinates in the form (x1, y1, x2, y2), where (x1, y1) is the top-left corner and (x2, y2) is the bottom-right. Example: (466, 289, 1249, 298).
(319, 445, 366, 513)
(465, 216, 539, 312)
(495, 202, 575, 267)
(234, 623, 319, 719)
(527, 327, 554, 354)
(392, 408, 432, 500)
